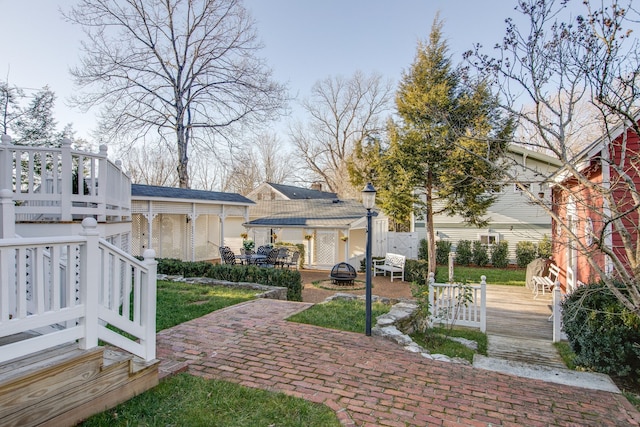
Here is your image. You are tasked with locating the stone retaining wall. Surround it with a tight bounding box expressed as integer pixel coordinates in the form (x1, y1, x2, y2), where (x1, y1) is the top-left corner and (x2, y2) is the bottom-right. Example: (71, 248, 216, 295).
(157, 274, 288, 300)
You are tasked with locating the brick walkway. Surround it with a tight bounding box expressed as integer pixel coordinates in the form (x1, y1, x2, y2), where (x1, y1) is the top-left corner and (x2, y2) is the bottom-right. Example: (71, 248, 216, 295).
(156, 299, 640, 427)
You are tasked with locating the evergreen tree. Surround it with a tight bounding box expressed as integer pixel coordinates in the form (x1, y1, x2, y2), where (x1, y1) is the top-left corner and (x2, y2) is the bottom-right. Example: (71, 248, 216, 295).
(394, 17, 512, 273)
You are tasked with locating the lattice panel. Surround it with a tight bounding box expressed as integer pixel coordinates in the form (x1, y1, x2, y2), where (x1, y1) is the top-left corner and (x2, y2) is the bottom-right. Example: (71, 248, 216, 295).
(131, 214, 146, 257)
(315, 231, 337, 266)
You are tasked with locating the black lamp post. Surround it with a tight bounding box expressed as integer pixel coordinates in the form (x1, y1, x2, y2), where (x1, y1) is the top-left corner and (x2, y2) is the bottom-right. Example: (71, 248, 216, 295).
(362, 182, 376, 336)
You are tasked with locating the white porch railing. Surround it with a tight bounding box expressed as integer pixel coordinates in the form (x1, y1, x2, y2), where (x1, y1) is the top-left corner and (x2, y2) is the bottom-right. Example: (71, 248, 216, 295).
(0, 218, 157, 363)
(0, 135, 131, 222)
(428, 272, 487, 332)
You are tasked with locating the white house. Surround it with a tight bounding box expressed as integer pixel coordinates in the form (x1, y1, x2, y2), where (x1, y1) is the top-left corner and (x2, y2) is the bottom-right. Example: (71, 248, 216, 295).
(244, 183, 388, 270)
(130, 184, 254, 262)
(411, 145, 562, 261)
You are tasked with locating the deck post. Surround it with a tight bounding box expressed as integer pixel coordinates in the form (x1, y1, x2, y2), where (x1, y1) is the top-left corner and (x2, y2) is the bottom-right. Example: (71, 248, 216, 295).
(141, 248, 157, 361)
(552, 281, 562, 342)
(427, 272, 435, 325)
(79, 217, 100, 350)
(60, 139, 73, 221)
(480, 275, 487, 333)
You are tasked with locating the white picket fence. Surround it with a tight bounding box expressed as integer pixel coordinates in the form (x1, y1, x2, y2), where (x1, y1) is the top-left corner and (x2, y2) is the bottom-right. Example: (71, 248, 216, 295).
(0, 218, 157, 363)
(428, 272, 487, 332)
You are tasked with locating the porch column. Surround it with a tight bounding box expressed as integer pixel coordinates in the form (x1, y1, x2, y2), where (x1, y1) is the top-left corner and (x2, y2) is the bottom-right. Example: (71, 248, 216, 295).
(189, 203, 197, 262)
(142, 201, 157, 256)
(219, 208, 227, 249)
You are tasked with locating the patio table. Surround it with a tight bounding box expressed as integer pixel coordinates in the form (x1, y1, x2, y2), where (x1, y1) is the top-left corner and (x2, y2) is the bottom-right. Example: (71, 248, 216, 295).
(236, 254, 267, 265)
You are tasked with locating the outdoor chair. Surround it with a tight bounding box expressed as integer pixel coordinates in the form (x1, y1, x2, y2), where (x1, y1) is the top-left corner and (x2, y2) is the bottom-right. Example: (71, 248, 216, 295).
(219, 246, 238, 265)
(259, 248, 280, 268)
(257, 245, 272, 256)
(283, 251, 300, 269)
(276, 247, 289, 268)
(240, 248, 256, 264)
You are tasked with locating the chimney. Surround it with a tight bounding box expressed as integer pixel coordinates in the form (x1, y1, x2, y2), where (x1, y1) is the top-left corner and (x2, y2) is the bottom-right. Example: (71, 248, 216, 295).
(310, 182, 322, 191)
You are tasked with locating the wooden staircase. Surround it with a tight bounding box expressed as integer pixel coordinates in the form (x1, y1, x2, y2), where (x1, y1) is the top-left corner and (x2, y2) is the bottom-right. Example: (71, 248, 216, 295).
(0, 342, 159, 427)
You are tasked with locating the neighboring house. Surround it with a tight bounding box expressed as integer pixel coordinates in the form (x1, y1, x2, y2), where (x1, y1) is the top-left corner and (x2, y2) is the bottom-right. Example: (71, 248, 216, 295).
(244, 183, 388, 270)
(131, 184, 254, 261)
(550, 117, 640, 293)
(411, 145, 562, 262)
(245, 181, 338, 201)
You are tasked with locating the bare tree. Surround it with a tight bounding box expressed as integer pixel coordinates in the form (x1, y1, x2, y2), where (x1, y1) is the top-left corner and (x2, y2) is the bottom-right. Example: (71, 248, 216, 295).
(467, 0, 640, 312)
(289, 71, 393, 198)
(65, 0, 287, 188)
(221, 131, 296, 194)
(124, 140, 179, 187)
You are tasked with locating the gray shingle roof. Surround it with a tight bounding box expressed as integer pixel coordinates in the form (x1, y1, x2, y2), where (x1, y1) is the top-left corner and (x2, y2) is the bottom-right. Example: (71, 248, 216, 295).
(246, 199, 374, 227)
(267, 182, 338, 200)
(131, 184, 254, 205)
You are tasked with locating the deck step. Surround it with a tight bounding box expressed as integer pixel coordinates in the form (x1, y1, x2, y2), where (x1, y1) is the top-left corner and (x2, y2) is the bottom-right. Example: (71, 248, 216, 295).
(0, 344, 159, 427)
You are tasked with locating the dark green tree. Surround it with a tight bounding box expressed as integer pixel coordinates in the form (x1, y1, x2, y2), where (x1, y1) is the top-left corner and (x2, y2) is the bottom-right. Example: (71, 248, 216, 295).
(12, 86, 58, 146)
(347, 127, 416, 231)
(393, 17, 512, 273)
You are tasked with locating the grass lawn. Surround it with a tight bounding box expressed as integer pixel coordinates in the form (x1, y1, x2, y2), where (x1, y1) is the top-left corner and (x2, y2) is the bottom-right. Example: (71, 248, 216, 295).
(411, 326, 488, 363)
(439, 265, 526, 286)
(287, 298, 391, 333)
(79, 373, 341, 427)
(89, 280, 343, 426)
(155, 280, 257, 331)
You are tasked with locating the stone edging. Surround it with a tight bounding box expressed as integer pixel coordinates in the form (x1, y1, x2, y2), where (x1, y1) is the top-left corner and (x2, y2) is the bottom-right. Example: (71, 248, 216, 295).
(157, 274, 288, 300)
(322, 293, 469, 365)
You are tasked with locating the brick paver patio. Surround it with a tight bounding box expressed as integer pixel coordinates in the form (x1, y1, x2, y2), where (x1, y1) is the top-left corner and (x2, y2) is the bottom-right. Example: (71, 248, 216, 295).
(156, 299, 640, 426)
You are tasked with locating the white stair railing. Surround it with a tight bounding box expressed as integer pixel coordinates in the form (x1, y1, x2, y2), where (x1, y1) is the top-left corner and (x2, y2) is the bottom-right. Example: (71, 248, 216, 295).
(0, 218, 157, 363)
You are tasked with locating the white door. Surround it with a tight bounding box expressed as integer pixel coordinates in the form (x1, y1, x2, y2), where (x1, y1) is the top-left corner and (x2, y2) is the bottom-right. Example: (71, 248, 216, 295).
(314, 230, 337, 268)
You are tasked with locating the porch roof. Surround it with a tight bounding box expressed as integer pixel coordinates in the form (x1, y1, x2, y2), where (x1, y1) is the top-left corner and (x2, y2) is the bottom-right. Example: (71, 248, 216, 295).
(245, 199, 377, 228)
(131, 184, 254, 206)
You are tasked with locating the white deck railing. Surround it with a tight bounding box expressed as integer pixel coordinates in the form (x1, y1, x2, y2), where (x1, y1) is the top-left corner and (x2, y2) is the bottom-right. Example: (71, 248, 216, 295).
(0, 218, 157, 363)
(428, 273, 487, 332)
(0, 135, 130, 222)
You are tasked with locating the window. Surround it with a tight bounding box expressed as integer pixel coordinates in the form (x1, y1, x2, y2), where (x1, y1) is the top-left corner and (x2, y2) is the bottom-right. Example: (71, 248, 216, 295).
(513, 182, 531, 193)
(479, 233, 499, 245)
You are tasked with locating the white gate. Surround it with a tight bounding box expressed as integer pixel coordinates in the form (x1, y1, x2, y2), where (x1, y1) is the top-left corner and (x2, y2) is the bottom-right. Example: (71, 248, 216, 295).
(314, 230, 337, 268)
(387, 232, 419, 259)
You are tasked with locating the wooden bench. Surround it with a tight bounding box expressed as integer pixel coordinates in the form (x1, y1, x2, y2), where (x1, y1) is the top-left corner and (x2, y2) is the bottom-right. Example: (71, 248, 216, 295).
(532, 263, 560, 298)
(373, 253, 406, 282)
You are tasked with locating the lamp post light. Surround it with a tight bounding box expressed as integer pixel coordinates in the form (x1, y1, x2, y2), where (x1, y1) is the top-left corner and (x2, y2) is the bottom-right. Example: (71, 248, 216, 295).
(362, 182, 376, 336)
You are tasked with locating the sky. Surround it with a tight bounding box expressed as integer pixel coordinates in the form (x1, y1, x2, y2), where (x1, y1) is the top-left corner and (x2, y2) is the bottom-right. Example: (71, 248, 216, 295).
(0, 0, 525, 145)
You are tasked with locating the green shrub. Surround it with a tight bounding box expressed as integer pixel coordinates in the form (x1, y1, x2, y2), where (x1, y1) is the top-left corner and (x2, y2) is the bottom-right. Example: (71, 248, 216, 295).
(156, 258, 186, 275)
(155, 258, 303, 301)
(471, 241, 489, 267)
(455, 240, 472, 266)
(515, 241, 537, 267)
(538, 234, 552, 259)
(360, 256, 384, 273)
(418, 238, 428, 261)
(561, 282, 640, 377)
(405, 259, 430, 285)
(490, 241, 509, 268)
(435, 240, 452, 265)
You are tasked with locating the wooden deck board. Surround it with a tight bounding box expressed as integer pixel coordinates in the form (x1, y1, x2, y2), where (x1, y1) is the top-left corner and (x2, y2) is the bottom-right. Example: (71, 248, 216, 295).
(484, 284, 562, 367)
